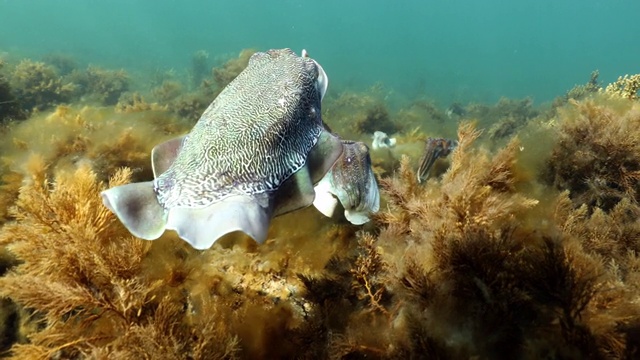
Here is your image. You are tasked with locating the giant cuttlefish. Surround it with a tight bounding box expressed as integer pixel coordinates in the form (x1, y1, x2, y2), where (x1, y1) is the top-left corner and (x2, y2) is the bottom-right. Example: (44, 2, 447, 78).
(102, 48, 352, 249)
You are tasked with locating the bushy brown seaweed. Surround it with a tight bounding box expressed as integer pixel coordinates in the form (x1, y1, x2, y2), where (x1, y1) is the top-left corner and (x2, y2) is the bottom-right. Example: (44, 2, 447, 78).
(9, 59, 76, 112)
(323, 85, 401, 139)
(0, 62, 25, 123)
(544, 96, 640, 211)
(0, 162, 240, 358)
(1, 50, 640, 359)
(67, 66, 130, 105)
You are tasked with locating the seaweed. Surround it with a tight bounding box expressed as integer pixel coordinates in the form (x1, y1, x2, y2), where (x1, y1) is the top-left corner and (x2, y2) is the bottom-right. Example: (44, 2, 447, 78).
(190, 50, 210, 89)
(544, 97, 640, 211)
(41, 53, 78, 76)
(0, 62, 25, 123)
(0, 163, 240, 358)
(604, 74, 640, 100)
(67, 66, 130, 105)
(1, 49, 640, 359)
(465, 97, 540, 142)
(9, 59, 76, 112)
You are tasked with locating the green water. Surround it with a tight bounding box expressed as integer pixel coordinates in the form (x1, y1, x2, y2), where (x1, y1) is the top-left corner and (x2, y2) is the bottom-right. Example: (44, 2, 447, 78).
(1, 0, 638, 105)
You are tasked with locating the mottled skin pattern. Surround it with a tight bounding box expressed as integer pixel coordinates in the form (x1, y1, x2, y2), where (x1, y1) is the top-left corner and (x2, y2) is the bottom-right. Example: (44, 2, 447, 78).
(155, 49, 324, 208)
(329, 141, 375, 212)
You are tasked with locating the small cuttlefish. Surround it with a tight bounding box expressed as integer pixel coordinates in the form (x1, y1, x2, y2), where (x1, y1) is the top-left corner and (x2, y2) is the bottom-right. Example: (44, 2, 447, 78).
(102, 48, 346, 249)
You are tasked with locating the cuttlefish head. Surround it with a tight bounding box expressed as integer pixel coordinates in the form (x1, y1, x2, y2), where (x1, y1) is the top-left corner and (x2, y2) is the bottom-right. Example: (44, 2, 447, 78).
(313, 140, 380, 225)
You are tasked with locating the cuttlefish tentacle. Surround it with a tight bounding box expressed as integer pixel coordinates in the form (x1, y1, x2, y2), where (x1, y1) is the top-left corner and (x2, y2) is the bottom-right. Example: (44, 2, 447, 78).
(313, 141, 380, 225)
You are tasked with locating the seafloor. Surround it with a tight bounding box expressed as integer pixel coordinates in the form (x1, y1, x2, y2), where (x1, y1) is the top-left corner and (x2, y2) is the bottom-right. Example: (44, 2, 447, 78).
(0, 50, 639, 359)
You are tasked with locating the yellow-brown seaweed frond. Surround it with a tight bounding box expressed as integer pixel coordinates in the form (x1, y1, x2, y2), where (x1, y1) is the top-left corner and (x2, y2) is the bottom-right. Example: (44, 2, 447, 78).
(0, 162, 240, 359)
(67, 66, 130, 105)
(604, 73, 640, 100)
(368, 119, 640, 358)
(544, 97, 640, 211)
(0, 105, 188, 184)
(9, 59, 76, 112)
(552, 70, 601, 110)
(323, 86, 399, 139)
(115, 92, 167, 113)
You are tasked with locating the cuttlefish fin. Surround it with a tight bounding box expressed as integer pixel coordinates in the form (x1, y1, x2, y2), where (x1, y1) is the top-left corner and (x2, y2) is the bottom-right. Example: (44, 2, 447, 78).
(344, 168, 380, 225)
(312, 172, 340, 218)
(101, 181, 167, 240)
(306, 130, 344, 183)
(316, 61, 329, 101)
(151, 135, 186, 178)
(273, 164, 316, 217)
(166, 194, 273, 250)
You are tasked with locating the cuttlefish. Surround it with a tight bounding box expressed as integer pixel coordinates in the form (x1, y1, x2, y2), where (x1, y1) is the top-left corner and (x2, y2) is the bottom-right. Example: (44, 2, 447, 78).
(102, 48, 348, 249)
(313, 141, 380, 225)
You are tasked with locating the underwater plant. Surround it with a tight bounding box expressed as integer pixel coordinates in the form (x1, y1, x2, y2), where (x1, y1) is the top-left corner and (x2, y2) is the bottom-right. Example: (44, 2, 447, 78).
(115, 92, 167, 113)
(464, 97, 540, 143)
(1, 48, 640, 359)
(67, 66, 130, 105)
(190, 50, 210, 89)
(41, 53, 78, 77)
(323, 86, 401, 140)
(544, 96, 640, 211)
(604, 73, 640, 100)
(552, 70, 601, 110)
(0, 162, 241, 358)
(9, 59, 76, 112)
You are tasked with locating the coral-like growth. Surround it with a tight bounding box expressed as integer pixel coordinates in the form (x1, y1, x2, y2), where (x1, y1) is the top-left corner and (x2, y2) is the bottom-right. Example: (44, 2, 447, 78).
(544, 97, 640, 211)
(9, 59, 76, 112)
(604, 73, 640, 100)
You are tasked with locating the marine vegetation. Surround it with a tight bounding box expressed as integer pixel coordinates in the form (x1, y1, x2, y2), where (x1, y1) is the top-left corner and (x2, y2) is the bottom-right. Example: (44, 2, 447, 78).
(552, 70, 601, 109)
(190, 50, 210, 89)
(9, 59, 76, 112)
(1, 48, 640, 359)
(465, 97, 540, 142)
(323, 85, 400, 139)
(604, 73, 640, 100)
(61, 66, 129, 105)
(0, 61, 25, 123)
(544, 96, 640, 211)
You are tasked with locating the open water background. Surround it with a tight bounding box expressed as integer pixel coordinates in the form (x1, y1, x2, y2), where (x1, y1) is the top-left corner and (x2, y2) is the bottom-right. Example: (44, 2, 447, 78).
(1, 0, 639, 105)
